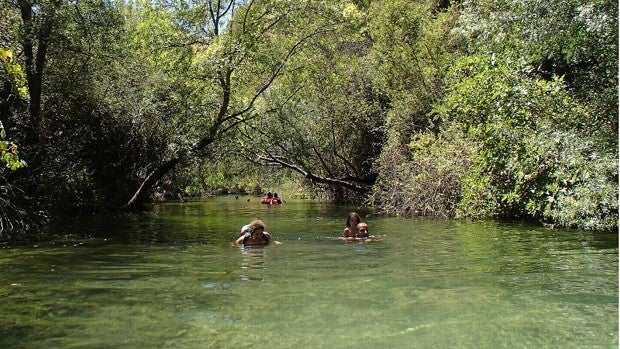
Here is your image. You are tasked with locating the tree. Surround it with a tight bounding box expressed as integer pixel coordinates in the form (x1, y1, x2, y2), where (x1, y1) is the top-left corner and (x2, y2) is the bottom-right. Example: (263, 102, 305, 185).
(242, 1, 387, 201)
(369, 0, 617, 230)
(0, 48, 34, 234)
(430, 0, 618, 230)
(16, 0, 60, 152)
(367, 0, 461, 215)
(122, 0, 328, 209)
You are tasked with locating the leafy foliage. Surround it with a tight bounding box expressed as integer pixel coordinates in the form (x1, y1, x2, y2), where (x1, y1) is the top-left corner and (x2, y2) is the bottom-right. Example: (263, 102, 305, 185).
(371, 0, 617, 230)
(433, 41, 617, 230)
(367, 0, 463, 215)
(246, 2, 387, 201)
(367, 0, 452, 141)
(0, 0, 616, 232)
(0, 49, 27, 171)
(0, 48, 34, 234)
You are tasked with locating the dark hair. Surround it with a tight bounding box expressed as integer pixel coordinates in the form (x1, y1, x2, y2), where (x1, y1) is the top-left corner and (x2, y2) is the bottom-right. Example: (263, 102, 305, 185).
(346, 212, 361, 227)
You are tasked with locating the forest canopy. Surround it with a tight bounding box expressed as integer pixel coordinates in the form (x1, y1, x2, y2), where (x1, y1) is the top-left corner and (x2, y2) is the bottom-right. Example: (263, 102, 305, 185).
(0, 0, 617, 233)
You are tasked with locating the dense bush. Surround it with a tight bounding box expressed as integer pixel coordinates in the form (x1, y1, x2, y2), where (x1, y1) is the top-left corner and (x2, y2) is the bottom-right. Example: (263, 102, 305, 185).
(434, 55, 618, 230)
(371, 128, 472, 217)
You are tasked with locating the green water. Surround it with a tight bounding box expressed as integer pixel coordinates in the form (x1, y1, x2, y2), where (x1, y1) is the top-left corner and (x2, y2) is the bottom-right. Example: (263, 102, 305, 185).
(0, 197, 617, 348)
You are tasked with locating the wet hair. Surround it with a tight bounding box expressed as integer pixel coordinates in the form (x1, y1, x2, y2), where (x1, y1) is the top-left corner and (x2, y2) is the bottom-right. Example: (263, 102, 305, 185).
(346, 212, 361, 227)
(249, 219, 266, 233)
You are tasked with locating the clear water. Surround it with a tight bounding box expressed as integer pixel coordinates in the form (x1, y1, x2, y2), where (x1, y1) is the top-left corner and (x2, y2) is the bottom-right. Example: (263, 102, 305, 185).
(0, 197, 617, 348)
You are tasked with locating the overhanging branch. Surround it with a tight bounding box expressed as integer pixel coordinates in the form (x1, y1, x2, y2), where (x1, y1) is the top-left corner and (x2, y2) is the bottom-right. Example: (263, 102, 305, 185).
(258, 152, 369, 193)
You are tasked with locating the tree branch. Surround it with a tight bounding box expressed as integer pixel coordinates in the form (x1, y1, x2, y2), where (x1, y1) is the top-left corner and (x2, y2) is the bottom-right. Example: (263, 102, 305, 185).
(259, 152, 368, 193)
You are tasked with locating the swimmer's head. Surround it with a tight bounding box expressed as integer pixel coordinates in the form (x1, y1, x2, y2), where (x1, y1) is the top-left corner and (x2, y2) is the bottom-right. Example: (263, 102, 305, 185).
(356, 222, 369, 233)
(346, 212, 361, 227)
(248, 219, 266, 236)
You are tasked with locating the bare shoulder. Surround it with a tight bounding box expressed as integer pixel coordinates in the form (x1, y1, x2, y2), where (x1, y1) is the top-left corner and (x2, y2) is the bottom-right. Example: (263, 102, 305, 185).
(343, 227, 354, 238)
(263, 232, 282, 245)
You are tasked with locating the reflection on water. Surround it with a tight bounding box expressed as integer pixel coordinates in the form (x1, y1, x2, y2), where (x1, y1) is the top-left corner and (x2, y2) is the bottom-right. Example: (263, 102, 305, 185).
(240, 246, 268, 270)
(239, 245, 268, 282)
(0, 197, 617, 348)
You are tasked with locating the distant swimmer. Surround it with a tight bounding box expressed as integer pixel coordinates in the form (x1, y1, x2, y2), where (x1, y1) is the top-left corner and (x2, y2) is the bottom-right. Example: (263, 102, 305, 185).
(260, 192, 284, 205)
(260, 192, 277, 205)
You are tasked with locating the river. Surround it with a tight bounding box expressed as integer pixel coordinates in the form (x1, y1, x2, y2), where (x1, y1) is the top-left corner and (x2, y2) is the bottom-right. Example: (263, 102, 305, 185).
(0, 196, 617, 348)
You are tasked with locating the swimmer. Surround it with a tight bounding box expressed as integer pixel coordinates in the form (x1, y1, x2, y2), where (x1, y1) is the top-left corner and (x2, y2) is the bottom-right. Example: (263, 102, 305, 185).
(343, 212, 362, 239)
(235, 219, 280, 246)
(355, 222, 370, 238)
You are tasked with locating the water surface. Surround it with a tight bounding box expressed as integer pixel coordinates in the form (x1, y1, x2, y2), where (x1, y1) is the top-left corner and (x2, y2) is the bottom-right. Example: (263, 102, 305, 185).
(1, 197, 617, 348)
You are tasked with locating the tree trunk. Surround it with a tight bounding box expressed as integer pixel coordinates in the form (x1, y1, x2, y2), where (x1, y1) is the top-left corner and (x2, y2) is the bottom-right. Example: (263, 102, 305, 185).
(122, 157, 182, 211)
(19, 0, 51, 167)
